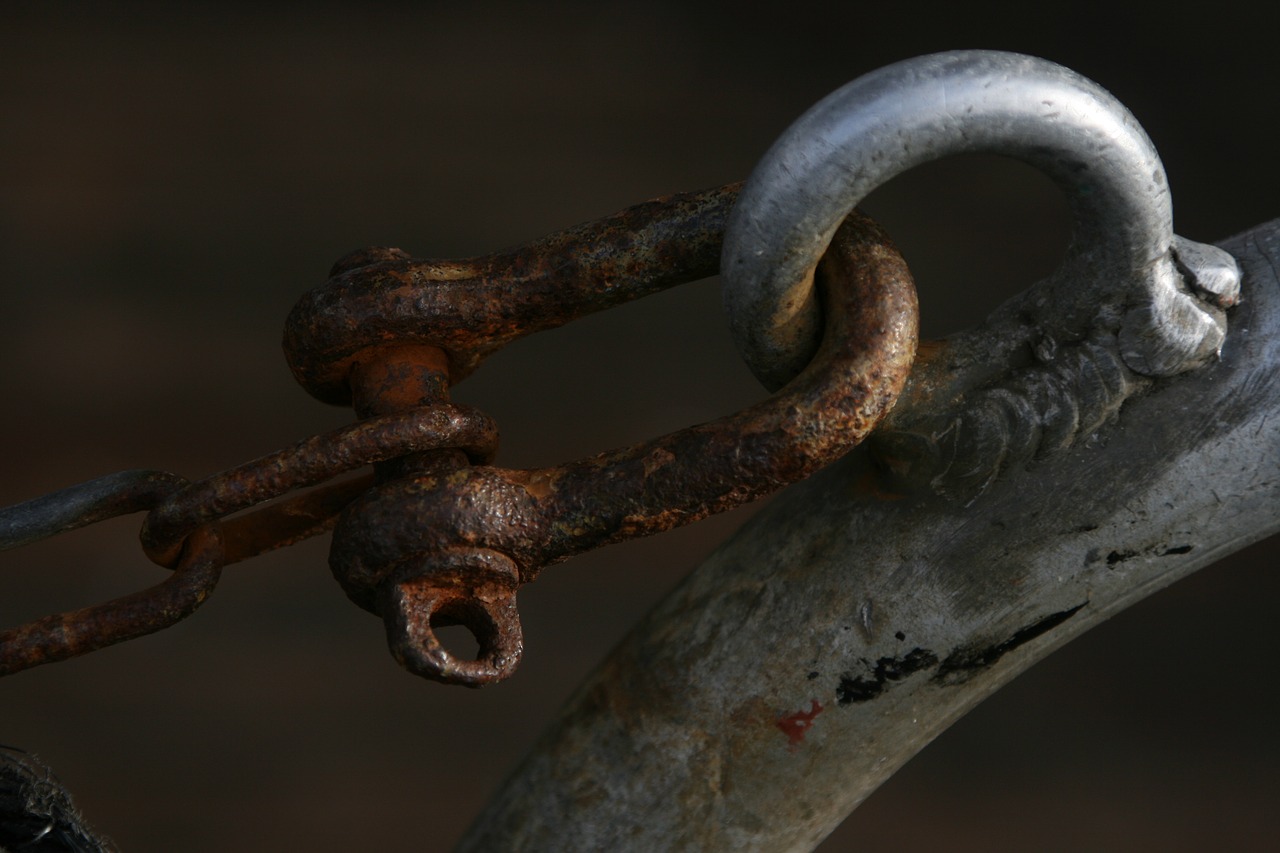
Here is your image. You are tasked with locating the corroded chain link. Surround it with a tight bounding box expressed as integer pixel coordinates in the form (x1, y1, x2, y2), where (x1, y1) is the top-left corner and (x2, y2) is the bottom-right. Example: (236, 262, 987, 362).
(0, 183, 918, 685)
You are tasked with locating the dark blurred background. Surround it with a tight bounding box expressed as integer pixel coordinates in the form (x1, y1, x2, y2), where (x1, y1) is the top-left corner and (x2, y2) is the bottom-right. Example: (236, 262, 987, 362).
(2, 3, 1278, 850)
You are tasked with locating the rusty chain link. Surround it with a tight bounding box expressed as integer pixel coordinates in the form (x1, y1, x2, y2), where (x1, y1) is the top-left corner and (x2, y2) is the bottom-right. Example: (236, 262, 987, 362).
(0, 183, 918, 685)
(0, 470, 223, 675)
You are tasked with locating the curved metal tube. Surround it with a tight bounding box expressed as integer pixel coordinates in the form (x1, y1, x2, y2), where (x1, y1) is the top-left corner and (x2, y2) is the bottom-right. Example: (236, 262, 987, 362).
(722, 50, 1238, 389)
(461, 209, 1279, 853)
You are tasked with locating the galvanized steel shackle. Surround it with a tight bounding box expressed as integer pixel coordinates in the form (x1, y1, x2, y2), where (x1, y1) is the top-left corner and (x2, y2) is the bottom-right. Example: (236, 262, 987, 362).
(723, 50, 1240, 391)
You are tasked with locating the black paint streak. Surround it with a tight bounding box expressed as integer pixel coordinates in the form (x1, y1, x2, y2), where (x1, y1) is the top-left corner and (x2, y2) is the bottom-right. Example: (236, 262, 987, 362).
(836, 648, 938, 705)
(1108, 543, 1194, 566)
(933, 603, 1086, 685)
(1106, 549, 1137, 566)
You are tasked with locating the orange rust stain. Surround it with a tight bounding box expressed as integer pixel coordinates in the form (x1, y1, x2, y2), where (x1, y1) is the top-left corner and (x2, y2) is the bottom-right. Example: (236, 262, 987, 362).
(776, 699, 823, 748)
(521, 469, 559, 499)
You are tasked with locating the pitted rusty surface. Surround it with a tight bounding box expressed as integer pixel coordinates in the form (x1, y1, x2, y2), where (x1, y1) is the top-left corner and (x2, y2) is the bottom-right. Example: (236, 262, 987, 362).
(381, 548, 524, 685)
(322, 202, 918, 685)
(139, 398, 498, 567)
(0, 184, 916, 685)
(1, 500, 224, 676)
(284, 184, 739, 404)
(1, 471, 221, 674)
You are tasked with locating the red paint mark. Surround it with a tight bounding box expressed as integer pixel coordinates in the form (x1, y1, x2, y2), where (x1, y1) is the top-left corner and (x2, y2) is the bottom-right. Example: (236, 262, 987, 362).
(776, 699, 824, 748)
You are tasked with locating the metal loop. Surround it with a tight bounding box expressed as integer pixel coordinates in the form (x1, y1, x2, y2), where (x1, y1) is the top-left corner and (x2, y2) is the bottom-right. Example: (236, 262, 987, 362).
(722, 50, 1240, 390)
(0, 469, 185, 551)
(379, 548, 523, 686)
(0, 473, 224, 676)
(140, 402, 499, 567)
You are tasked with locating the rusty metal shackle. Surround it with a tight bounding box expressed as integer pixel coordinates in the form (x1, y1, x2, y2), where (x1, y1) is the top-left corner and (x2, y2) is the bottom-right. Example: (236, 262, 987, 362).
(285, 186, 918, 685)
(722, 50, 1240, 391)
(284, 186, 738, 405)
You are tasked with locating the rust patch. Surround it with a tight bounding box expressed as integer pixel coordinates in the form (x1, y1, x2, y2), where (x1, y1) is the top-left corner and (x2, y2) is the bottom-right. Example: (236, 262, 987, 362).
(521, 470, 559, 500)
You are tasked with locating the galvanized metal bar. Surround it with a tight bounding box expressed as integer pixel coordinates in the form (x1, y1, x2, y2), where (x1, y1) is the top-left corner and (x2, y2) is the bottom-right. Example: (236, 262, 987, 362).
(460, 220, 1280, 851)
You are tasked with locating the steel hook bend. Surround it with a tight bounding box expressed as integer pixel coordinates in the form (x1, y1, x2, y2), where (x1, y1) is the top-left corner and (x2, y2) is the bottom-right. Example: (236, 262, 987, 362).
(722, 50, 1240, 390)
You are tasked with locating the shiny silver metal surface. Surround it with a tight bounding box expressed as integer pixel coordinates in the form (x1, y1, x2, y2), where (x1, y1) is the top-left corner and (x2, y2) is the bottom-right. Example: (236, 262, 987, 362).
(722, 50, 1239, 390)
